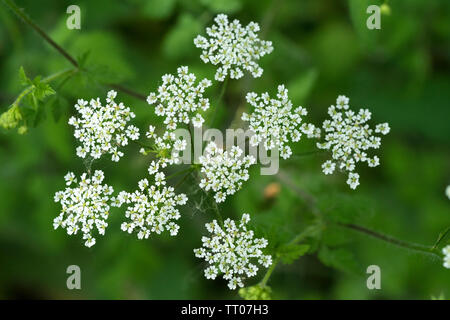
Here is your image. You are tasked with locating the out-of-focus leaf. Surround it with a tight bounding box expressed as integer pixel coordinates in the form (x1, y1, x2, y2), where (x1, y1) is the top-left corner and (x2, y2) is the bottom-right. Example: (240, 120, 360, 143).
(200, 0, 242, 14)
(143, 0, 176, 19)
(287, 69, 318, 104)
(318, 246, 362, 275)
(163, 13, 202, 60)
(348, 0, 377, 48)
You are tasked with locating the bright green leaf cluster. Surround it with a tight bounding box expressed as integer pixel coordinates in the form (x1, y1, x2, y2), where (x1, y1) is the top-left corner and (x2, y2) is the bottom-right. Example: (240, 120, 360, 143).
(238, 284, 272, 300)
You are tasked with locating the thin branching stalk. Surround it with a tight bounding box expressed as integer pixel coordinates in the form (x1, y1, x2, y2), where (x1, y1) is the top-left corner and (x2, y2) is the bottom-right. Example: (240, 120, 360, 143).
(2, 0, 147, 103)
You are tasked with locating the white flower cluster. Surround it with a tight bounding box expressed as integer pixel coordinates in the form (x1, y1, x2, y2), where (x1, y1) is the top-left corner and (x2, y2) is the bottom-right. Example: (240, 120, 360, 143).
(53, 170, 113, 247)
(194, 213, 272, 290)
(241, 85, 320, 159)
(199, 142, 256, 203)
(317, 95, 390, 189)
(143, 125, 187, 176)
(443, 245, 450, 269)
(194, 14, 273, 81)
(446, 185, 450, 200)
(146, 66, 212, 130)
(112, 172, 188, 239)
(69, 90, 140, 162)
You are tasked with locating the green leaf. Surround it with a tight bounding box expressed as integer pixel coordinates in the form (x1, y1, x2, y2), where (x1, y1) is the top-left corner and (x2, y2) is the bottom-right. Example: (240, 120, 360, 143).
(277, 243, 310, 264)
(163, 13, 202, 60)
(287, 69, 318, 104)
(318, 246, 362, 275)
(32, 79, 56, 101)
(18, 66, 32, 86)
(348, 0, 378, 48)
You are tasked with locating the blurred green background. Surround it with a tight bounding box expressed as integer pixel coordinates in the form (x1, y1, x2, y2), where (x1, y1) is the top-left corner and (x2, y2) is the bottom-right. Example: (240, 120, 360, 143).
(0, 0, 449, 299)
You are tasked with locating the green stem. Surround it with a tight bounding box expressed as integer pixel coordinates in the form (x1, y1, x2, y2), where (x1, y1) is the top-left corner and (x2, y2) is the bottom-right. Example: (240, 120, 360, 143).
(260, 258, 278, 287)
(208, 77, 228, 127)
(277, 169, 444, 258)
(259, 226, 318, 287)
(2, 0, 148, 103)
(337, 222, 442, 258)
(432, 226, 450, 250)
(167, 166, 194, 180)
(3, 0, 79, 67)
(212, 200, 224, 225)
(174, 167, 195, 189)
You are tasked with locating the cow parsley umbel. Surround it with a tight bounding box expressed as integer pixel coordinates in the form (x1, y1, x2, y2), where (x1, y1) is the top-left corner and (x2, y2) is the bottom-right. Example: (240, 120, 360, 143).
(194, 213, 272, 290)
(194, 14, 273, 81)
(69, 90, 139, 162)
(199, 142, 256, 203)
(317, 95, 390, 189)
(113, 172, 188, 239)
(146, 66, 212, 130)
(53, 170, 113, 247)
(242, 85, 319, 160)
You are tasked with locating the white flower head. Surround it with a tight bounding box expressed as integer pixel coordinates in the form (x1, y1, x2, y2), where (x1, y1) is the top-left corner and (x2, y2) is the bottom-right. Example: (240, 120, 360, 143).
(317, 95, 390, 189)
(194, 14, 273, 81)
(146, 66, 212, 131)
(242, 85, 319, 159)
(144, 127, 187, 173)
(194, 213, 272, 289)
(199, 142, 256, 203)
(446, 185, 450, 200)
(443, 245, 450, 269)
(113, 171, 188, 239)
(53, 170, 113, 247)
(69, 90, 139, 162)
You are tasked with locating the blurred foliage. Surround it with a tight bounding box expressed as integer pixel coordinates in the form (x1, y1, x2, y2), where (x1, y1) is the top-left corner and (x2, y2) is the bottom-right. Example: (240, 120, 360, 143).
(0, 0, 449, 299)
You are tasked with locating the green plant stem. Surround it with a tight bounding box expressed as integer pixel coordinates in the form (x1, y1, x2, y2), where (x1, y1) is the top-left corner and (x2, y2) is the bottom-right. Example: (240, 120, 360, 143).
(337, 222, 442, 258)
(208, 77, 228, 128)
(277, 169, 443, 259)
(174, 167, 195, 189)
(2, 0, 147, 103)
(3, 0, 79, 67)
(259, 226, 318, 287)
(212, 200, 224, 225)
(260, 257, 278, 287)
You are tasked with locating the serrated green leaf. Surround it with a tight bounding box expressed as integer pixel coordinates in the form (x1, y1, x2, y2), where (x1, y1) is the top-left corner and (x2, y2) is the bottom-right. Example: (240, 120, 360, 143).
(277, 243, 310, 264)
(33, 81, 56, 101)
(18, 66, 32, 86)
